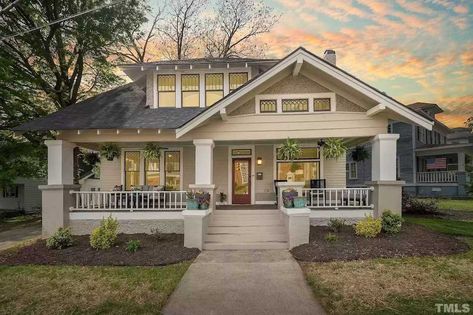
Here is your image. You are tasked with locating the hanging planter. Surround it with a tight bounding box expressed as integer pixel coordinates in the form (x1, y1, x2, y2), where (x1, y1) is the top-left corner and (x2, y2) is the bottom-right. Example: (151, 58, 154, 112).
(100, 143, 120, 161)
(351, 146, 370, 162)
(143, 143, 162, 160)
(322, 138, 347, 160)
(277, 138, 301, 161)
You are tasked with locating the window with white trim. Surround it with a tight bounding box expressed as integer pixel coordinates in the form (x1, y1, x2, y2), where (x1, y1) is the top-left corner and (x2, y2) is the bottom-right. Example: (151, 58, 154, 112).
(157, 75, 176, 107)
(282, 99, 308, 112)
(259, 99, 277, 113)
(276, 147, 320, 187)
(313, 98, 331, 111)
(2, 185, 18, 198)
(229, 72, 248, 92)
(346, 162, 357, 180)
(181, 74, 200, 107)
(205, 73, 224, 107)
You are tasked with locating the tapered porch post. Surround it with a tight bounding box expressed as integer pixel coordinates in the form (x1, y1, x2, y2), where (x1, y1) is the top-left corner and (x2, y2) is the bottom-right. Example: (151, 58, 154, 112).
(366, 134, 404, 217)
(182, 139, 216, 250)
(39, 140, 80, 237)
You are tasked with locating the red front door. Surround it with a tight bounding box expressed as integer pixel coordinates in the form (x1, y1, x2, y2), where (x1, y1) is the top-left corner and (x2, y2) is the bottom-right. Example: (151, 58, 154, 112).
(232, 158, 251, 204)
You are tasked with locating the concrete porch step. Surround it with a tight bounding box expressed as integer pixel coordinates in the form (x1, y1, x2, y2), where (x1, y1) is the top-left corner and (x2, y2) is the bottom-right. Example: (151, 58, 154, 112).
(207, 225, 286, 234)
(203, 241, 289, 250)
(213, 209, 280, 215)
(210, 215, 282, 226)
(206, 233, 288, 243)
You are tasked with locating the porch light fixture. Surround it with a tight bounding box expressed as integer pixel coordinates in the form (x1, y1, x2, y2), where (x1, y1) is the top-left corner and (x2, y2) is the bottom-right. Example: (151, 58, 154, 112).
(257, 157, 263, 165)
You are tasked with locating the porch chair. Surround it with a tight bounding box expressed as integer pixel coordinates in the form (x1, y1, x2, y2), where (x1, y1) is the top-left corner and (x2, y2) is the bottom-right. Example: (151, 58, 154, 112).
(309, 179, 327, 206)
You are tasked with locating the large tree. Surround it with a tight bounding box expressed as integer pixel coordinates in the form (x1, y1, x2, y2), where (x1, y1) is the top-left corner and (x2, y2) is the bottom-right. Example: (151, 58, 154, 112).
(201, 0, 279, 58)
(466, 116, 473, 132)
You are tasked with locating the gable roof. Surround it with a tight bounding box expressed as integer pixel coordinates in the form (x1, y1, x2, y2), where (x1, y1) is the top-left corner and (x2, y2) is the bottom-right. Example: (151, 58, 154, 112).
(120, 56, 279, 68)
(176, 47, 434, 137)
(14, 83, 205, 131)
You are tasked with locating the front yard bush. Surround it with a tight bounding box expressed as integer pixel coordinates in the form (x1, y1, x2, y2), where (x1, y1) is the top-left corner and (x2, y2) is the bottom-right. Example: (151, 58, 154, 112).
(354, 215, 382, 238)
(328, 218, 346, 232)
(381, 210, 403, 234)
(126, 240, 141, 253)
(324, 232, 337, 242)
(90, 216, 119, 250)
(402, 192, 438, 214)
(46, 227, 73, 250)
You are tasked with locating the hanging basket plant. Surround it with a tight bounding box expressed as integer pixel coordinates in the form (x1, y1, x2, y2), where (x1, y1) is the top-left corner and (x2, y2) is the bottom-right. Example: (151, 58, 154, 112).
(322, 138, 347, 160)
(100, 143, 120, 161)
(351, 146, 370, 162)
(143, 143, 162, 160)
(277, 138, 302, 161)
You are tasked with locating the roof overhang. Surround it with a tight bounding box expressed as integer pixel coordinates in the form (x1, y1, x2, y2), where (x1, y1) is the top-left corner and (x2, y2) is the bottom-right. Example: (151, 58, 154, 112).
(176, 47, 433, 138)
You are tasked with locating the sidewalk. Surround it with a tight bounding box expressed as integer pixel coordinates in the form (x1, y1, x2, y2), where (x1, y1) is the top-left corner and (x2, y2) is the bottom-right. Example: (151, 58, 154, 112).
(0, 222, 41, 251)
(163, 250, 325, 315)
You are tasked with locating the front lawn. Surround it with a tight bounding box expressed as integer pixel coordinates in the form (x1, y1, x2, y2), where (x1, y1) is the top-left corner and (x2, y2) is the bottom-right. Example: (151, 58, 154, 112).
(0, 263, 191, 314)
(302, 217, 473, 314)
(0, 214, 41, 231)
(415, 198, 473, 212)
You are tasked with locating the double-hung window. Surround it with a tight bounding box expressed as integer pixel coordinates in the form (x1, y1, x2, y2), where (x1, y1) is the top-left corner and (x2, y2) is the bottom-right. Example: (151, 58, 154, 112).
(124, 151, 141, 190)
(157, 75, 176, 107)
(165, 151, 180, 190)
(2, 185, 18, 198)
(229, 72, 248, 92)
(181, 74, 200, 107)
(276, 147, 320, 187)
(205, 73, 224, 106)
(346, 162, 358, 180)
(145, 157, 160, 186)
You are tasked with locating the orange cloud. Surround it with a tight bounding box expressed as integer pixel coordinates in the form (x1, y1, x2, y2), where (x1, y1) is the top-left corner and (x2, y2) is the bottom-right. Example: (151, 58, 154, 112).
(453, 5, 469, 14)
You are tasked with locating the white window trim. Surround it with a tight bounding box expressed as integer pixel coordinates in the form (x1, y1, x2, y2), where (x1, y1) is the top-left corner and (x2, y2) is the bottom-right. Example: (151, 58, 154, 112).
(255, 93, 336, 114)
(121, 147, 184, 190)
(272, 144, 324, 187)
(227, 145, 255, 205)
(347, 161, 358, 180)
(152, 68, 251, 109)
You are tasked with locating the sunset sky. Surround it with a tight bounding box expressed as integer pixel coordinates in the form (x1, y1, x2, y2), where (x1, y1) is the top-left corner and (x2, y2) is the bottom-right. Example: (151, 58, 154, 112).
(261, 0, 473, 127)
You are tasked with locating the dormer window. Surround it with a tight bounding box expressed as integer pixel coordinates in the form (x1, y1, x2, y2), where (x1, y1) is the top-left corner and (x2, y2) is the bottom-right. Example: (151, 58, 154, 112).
(229, 72, 248, 92)
(157, 74, 176, 107)
(182, 74, 200, 107)
(205, 73, 224, 106)
(313, 98, 331, 111)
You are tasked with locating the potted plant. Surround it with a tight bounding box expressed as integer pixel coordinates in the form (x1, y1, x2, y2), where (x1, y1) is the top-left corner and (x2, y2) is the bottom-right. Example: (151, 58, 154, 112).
(293, 196, 307, 208)
(322, 138, 347, 160)
(196, 191, 211, 210)
(219, 192, 227, 204)
(186, 191, 199, 210)
(100, 143, 120, 161)
(143, 143, 162, 160)
(351, 146, 370, 162)
(277, 138, 301, 161)
(282, 188, 298, 208)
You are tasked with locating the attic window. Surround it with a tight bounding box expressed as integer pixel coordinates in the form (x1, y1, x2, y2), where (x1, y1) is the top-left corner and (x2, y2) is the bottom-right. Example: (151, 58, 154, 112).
(229, 72, 248, 92)
(282, 99, 308, 112)
(182, 74, 200, 107)
(205, 73, 224, 107)
(313, 98, 331, 111)
(260, 100, 277, 113)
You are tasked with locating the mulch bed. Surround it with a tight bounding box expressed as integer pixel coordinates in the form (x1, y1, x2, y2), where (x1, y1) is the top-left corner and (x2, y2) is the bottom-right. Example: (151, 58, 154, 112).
(291, 223, 470, 262)
(0, 233, 200, 266)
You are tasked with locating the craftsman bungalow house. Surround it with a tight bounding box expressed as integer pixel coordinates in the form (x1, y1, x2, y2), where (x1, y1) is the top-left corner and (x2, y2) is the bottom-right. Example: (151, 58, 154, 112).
(15, 47, 433, 250)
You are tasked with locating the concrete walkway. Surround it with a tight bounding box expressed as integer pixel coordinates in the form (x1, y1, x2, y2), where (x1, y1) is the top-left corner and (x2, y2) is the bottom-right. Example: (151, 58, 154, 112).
(0, 222, 41, 251)
(163, 250, 325, 315)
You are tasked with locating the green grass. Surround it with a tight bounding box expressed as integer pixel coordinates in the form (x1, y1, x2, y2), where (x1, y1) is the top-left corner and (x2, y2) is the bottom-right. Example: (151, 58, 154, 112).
(0, 262, 192, 314)
(0, 214, 41, 231)
(405, 216, 473, 237)
(415, 198, 473, 212)
(303, 216, 473, 314)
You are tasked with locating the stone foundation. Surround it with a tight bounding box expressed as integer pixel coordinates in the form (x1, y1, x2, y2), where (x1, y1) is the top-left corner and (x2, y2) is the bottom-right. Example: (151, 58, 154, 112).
(70, 219, 184, 235)
(310, 217, 364, 226)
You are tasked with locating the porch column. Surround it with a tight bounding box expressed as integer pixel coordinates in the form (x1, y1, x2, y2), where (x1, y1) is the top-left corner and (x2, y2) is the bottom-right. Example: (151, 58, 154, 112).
(366, 134, 404, 218)
(182, 139, 216, 249)
(39, 140, 80, 237)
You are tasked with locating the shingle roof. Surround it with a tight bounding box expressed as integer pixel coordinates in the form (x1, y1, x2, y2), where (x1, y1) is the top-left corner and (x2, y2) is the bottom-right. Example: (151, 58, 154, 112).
(14, 83, 205, 131)
(119, 57, 279, 67)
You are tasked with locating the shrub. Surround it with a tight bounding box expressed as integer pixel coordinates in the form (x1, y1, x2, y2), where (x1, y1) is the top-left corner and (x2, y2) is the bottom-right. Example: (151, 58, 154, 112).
(46, 227, 73, 250)
(402, 192, 438, 215)
(90, 216, 119, 250)
(150, 226, 164, 240)
(381, 210, 403, 234)
(324, 232, 337, 242)
(328, 218, 346, 232)
(126, 240, 141, 253)
(354, 215, 382, 238)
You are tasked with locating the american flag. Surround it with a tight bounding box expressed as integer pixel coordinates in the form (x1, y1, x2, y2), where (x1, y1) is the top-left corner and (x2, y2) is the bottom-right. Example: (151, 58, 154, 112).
(426, 157, 447, 170)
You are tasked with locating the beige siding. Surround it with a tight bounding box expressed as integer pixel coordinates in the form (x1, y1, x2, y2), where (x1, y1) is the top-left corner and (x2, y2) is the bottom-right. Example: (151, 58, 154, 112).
(262, 74, 330, 94)
(213, 146, 228, 199)
(98, 158, 121, 190)
(229, 98, 255, 116)
(324, 155, 347, 188)
(336, 95, 364, 112)
(182, 146, 195, 189)
(255, 145, 275, 202)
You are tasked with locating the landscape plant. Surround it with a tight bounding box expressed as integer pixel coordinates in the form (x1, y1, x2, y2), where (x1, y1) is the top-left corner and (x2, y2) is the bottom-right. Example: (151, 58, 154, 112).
(90, 215, 119, 250)
(46, 227, 73, 250)
(282, 189, 298, 208)
(322, 138, 347, 160)
(328, 218, 346, 232)
(381, 210, 403, 234)
(350, 146, 370, 162)
(196, 191, 211, 210)
(354, 215, 382, 238)
(126, 240, 141, 253)
(277, 138, 301, 161)
(402, 192, 438, 214)
(143, 143, 162, 160)
(324, 232, 337, 242)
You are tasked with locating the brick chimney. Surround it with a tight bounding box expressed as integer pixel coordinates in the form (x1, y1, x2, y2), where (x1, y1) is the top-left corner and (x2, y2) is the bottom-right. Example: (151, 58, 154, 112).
(323, 49, 336, 65)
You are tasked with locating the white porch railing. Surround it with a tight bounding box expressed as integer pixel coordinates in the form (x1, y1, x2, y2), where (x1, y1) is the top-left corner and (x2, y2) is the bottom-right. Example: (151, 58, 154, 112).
(416, 171, 457, 183)
(70, 191, 187, 211)
(301, 187, 374, 209)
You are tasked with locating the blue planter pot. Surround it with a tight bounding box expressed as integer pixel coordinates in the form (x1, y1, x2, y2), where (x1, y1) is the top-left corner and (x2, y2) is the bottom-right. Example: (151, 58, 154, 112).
(293, 197, 307, 208)
(199, 203, 209, 210)
(186, 199, 199, 210)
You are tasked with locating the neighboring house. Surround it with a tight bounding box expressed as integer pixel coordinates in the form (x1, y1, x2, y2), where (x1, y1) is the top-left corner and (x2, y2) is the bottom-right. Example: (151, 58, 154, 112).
(347, 102, 473, 197)
(15, 47, 433, 250)
(0, 177, 45, 213)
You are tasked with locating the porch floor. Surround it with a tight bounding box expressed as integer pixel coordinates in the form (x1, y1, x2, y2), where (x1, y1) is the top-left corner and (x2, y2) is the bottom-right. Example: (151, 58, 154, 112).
(216, 204, 277, 210)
